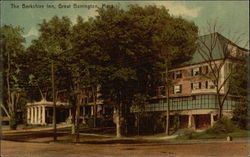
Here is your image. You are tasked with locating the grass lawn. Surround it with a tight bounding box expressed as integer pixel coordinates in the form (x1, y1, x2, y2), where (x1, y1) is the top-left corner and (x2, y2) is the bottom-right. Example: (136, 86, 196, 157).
(176, 129, 249, 140)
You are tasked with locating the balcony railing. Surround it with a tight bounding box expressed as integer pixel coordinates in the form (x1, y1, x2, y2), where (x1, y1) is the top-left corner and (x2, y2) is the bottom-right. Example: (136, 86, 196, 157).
(131, 95, 239, 112)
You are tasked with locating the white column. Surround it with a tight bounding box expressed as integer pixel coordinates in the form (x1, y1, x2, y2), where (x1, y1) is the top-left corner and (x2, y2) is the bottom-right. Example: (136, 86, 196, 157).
(27, 107, 30, 124)
(34, 106, 38, 124)
(211, 113, 214, 126)
(188, 114, 195, 129)
(38, 106, 41, 124)
(42, 106, 46, 124)
(31, 107, 34, 124)
(91, 106, 94, 116)
(188, 114, 192, 128)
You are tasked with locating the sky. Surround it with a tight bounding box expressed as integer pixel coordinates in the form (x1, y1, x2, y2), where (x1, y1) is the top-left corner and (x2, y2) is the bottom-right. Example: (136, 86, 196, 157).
(1, 1, 249, 48)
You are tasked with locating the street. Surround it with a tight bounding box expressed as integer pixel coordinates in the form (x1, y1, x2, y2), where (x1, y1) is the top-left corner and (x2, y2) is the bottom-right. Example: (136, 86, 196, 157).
(1, 140, 249, 157)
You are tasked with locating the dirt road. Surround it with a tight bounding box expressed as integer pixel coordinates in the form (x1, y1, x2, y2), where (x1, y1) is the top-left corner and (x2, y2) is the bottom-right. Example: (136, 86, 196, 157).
(1, 140, 249, 157)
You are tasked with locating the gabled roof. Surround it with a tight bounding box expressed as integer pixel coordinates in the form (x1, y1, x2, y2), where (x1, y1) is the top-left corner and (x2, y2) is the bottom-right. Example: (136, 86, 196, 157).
(177, 32, 248, 68)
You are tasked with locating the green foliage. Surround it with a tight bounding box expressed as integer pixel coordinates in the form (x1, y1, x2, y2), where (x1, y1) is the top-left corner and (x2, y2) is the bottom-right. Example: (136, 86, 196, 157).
(232, 102, 248, 129)
(206, 117, 238, 134)
(23, 16, 73, 101)
(230, 59, 248, 129)
(92, 5, 198, 114)
(1, 25, 25, 93)
(1, 25, 26, 128)
(131, 94, 148, 112)
(173, 114, 180, 131)
(9, 115, 17, 130)
(177, 128, 249, 140)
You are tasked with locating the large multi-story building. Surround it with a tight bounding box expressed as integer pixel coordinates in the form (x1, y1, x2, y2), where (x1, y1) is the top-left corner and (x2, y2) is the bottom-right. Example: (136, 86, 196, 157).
(143, 32, 247, 130)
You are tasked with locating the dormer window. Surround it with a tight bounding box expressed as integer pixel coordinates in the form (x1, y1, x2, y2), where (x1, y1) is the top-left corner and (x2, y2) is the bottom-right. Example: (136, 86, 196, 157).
(191, 67, 201, 76)
(204, 66, 209, 74)
(208, 80, 215, 89)
(175, 70, 182, 79)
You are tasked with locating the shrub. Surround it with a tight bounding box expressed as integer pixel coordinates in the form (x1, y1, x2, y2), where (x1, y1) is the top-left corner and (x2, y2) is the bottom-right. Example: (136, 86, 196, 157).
(206, 117, 238, 134)
(232, 102, 248, 129)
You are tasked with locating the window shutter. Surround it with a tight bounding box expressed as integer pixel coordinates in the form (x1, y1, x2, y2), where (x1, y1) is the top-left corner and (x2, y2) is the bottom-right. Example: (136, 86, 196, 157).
(205, 66, 209, 74)
(199, 82, 202, 89)
(199, 67, 202, 74)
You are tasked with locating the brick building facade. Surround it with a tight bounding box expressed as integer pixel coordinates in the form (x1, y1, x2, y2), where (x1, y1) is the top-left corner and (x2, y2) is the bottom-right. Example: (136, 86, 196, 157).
(142, 33, 247, 130)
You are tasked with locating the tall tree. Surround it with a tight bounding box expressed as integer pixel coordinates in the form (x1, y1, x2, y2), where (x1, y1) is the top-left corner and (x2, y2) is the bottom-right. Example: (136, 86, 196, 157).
(69, 16, 105, 141)
(151, 15, 198, 135)
(91, 5, 198, 137)
(1, 25, 26, 129)
(25, 16, 73, 140)
(230, 57, 248, 129)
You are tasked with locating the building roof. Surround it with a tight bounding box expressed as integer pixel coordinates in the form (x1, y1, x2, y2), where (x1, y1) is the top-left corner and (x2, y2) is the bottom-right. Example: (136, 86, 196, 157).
(26, 98, 69, 107)
(176, 32, 248, 68)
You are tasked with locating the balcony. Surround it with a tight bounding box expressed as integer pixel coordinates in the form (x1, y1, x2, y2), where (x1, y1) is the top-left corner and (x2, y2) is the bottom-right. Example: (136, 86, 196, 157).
(131, 95, 238, 113)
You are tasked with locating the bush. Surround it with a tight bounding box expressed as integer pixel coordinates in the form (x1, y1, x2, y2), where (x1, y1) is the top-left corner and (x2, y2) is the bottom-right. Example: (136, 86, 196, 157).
(9, 116, 17, 130)
(206, 117, 238, 134)
(232, 102, 248, 129)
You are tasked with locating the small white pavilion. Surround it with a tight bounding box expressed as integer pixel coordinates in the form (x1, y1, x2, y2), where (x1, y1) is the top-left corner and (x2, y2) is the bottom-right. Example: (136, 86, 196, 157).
(26, 99, 70, 125)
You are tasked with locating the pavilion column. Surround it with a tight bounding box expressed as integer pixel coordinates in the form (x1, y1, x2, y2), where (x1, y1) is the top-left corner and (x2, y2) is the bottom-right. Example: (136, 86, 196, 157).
(42, 106, 46, 125)
(188, 114, 196, 129)
(211, 113, 214, 126)
(31, 107, 34, 124)
(27, 107, 30, 124)
(34, 106, 38, 124)
(38, 106, 41, 124)
(91, 106, 94, 116)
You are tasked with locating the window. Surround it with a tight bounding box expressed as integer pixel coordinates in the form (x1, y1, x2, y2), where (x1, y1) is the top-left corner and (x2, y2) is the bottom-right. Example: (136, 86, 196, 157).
(192, 67, 201, 76)
(175, 70, 182, 79)
(205, 81, 208, 89)
(204, 66, 209, 74)
(208, 80, 215, 89)
(192, 82, 201, 90)
(174, 85, 182, 94)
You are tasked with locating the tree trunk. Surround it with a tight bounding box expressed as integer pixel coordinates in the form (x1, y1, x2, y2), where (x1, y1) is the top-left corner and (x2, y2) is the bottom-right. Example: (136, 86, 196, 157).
(218, 105, 223, 120)
(137, 115, 140, 136)
(92, 87, 97, 128)
(217, 94, 223, 120)
(9, 114, 17, 130)
(165, 66, 170, 135)
(52, 61, 57, 141)
(71, 106, 76, 134)
(116, 108, 121, 138)
(75, 100, 80, 142)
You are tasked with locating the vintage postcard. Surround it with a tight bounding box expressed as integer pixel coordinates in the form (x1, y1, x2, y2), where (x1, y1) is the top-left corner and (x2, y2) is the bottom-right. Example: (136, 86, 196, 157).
(1, 1, 249, 157)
